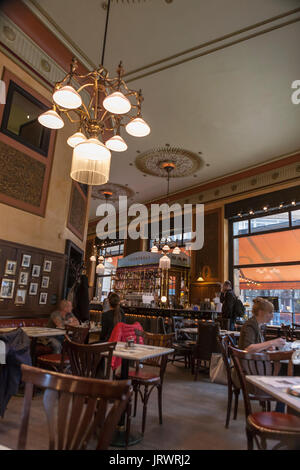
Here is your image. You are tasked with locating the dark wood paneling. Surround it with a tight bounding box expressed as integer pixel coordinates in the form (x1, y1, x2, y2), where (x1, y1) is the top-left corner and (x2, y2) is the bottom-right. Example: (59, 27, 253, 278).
(193, 210, 221, 282)
(0, 239, 66, 318)
(124, 237, 142, 256)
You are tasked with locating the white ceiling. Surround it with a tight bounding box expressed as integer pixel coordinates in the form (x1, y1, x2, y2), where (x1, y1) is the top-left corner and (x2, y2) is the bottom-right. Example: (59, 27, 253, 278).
(25, 0, 300, 219)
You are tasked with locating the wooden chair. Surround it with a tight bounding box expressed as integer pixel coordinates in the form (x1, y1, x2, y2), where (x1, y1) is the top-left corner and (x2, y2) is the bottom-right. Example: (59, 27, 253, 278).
(218, 334, 240, 428)
(229, 346, 300, 450)
(37, 325, 89, 372)
(192, 321, 221, 380)
(18, 364, 132, 450)
(129, 332, 173, 435)
(171, 316, 193, 368)
(64, 336, 116, 379)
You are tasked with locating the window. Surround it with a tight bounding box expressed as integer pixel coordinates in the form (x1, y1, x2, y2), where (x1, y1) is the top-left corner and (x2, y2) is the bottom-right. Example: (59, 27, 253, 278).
(250, 212, 289, 233)
(0, 80, 51, 156)
(292, 210, 300, 227)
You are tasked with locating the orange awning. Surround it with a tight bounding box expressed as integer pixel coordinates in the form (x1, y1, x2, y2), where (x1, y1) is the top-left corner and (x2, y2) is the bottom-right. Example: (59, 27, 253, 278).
(237, 228, 300, 265)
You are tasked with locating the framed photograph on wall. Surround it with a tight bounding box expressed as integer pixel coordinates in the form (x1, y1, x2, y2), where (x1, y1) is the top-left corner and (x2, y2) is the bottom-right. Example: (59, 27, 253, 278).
(21, 254, 31, 268)
(18, 271, 29, 286)
(29, 283, 38, 296)
(5, 260, 17, 275)
(0, 278, 15, 299)
(15, 289, 26, 305)
(43, 260, 52, 272)
(41, 276, 49, 289)
(39, 292, 48, 305)
(32, 265, 41, 277)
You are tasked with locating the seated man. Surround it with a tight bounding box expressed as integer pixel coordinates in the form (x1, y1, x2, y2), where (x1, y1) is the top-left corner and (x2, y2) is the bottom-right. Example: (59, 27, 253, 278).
(47, 300, 79, 353)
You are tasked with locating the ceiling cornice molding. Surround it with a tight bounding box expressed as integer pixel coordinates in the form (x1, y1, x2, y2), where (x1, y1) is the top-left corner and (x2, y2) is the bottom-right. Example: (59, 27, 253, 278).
(146, 152, 300, 206)
(0, 0, 89, 76)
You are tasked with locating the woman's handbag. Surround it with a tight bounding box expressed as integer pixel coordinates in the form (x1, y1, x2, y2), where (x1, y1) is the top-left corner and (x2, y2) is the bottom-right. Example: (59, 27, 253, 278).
(209, 353, 228, 385)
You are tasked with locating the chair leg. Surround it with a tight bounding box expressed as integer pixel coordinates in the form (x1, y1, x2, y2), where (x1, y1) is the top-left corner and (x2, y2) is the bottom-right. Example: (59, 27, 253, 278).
(194, 360, 199, 381)
(125, 400, 132, 450)
(246, 428, 254, 450)
(142, 386, 150, 435)
(157, 384, 163, 425)
(225, 386, 233, 428)
(233, 389, 240, 420)
(133, 386, 138, 418)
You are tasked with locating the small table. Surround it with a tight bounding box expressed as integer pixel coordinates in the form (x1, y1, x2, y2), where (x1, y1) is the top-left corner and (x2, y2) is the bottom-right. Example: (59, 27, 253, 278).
(246, 375, 300, 414)
(111, 342, 174, 447)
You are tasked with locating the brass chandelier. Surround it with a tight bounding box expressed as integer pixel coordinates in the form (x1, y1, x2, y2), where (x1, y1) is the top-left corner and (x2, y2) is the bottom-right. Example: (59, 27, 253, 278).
(38, 0, 150, 186)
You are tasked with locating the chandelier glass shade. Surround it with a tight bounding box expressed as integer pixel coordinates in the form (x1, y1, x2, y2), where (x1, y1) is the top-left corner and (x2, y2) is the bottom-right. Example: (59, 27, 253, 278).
(96, 262, 105, 275)
(38, 109, 64, 129)
(67, 131, 87, 148)
(53, 85, 82, 109)
(71, 138, 111, 185)
(125, 117, 151, 137)
(38, 56, 150, 185)
(105, 134, 128, 152)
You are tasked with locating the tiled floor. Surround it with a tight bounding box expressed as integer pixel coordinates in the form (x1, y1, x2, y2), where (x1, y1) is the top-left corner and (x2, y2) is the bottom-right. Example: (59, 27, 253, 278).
(0, 364, 250, 450)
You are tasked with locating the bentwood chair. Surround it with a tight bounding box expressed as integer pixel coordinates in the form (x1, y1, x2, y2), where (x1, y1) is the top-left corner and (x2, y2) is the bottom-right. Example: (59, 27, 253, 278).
(64, 336, 116, 379)
(37, 325, 89, 372)
(218, 334, 241, 428)
(192, 321, 221, 380)
(129, 332, 174, 435)
(229, 346, 300, 450)
(171, 316, 194, 368)
(18, 364, 132, 450)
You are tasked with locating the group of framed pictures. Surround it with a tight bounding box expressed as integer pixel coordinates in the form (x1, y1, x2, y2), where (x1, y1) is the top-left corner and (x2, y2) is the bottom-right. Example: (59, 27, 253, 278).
(0, 254, 52, 305)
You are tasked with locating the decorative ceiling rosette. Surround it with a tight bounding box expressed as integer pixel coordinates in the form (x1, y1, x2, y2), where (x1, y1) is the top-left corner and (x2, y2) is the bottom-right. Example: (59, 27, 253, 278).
(135, 146, 204, 178)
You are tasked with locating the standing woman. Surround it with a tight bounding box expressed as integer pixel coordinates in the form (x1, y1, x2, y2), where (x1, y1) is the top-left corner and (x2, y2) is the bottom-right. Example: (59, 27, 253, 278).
(100, 292, 124, 342)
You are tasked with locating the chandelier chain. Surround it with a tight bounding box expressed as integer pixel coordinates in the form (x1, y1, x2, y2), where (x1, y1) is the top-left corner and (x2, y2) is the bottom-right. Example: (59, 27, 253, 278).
(101, 0, 111, 66)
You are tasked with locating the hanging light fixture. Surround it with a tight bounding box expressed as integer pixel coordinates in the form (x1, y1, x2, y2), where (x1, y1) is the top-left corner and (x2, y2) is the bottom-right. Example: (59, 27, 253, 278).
(173, 246, 181, 255)
(159, 254, 171, 270)
(151, 244, 159, 253)
(38, 0, 150, 185)
(96, 262, 105, 275)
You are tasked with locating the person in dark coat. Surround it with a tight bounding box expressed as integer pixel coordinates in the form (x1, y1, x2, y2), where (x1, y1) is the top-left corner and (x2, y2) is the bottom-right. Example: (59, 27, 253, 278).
(0, 328, 32, 417)
(73, 274, 90, 323)
(220, 280, 236, 331)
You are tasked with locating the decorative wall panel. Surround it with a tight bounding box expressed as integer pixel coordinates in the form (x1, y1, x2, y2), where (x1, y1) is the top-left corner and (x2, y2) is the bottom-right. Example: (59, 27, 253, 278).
(0, 140, 45, 206)
(67, 183, 87, 241)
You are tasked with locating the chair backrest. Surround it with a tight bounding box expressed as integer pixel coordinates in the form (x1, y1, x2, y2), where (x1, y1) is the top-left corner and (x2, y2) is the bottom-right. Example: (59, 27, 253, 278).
(142, 332, 174, 379)
(217, 334, 236, 385)
(194, 321, 221, 360)
(64, 336, 117, 379)
(229, 346, 293, 417)
(18, 364, 132, 450)
(65, 324, 89, 344)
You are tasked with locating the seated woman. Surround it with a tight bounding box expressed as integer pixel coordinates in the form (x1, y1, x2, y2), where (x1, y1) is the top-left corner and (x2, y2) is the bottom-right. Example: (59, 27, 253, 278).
(100, 292, 124, 342)
(238, 297, 285, 352)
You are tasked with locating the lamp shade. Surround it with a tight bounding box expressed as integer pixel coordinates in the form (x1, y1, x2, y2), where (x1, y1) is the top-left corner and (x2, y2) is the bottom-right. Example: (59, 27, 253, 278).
(161, 296, 167, 303)
(67, 131, 87, 148)
(103, 91, 131, 114)
(159, 254, 171, 270)
(70, 138, 111, 185)
(89, 255, 97, 262)
(53, 85, 82, 109)
(107, 257, 113, 263)
(162, 244, 170, 252)
(173, 246, 181, 254)
(151, 245, 158, 253)
(38, 109, 64, 129)
(125, 117, 150, 137)
(96, 262, 105, 275)
(105, 135, 128, 152)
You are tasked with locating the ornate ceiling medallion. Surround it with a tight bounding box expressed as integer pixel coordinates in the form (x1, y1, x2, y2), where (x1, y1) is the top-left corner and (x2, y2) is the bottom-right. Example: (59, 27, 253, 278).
(91, 182, 134, 202)
(135, 146, 203, 178)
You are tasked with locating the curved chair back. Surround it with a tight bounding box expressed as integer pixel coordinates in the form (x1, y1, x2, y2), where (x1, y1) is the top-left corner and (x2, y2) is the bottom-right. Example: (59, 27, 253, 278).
(18, 364, 132, 450)
(142, 332, 174, 381)
(65, 324, 89, 344)
(64, 336, 116, 379)
(229, 346, 293, 417)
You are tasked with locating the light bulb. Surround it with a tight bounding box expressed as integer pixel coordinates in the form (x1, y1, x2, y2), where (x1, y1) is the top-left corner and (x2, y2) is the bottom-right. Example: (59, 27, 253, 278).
(103, 91, 131, 114)
(38, 109, 64, 129)
(53, 85, 82, 109)
(67, 131, 87, 148)
(125, 117, 150, 137)
(161, 296, 167, 303)
(105, 135, 128, 152)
